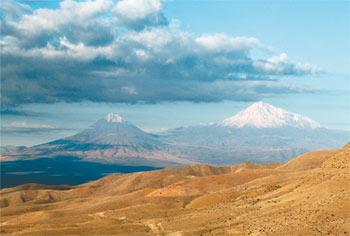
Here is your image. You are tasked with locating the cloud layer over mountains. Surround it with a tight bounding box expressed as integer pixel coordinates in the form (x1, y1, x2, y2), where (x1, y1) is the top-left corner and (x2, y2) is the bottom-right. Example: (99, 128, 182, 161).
(1, 0, 321, 107)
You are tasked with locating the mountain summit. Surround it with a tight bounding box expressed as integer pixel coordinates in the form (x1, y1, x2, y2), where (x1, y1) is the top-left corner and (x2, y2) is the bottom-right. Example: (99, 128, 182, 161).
(105, 113, 125, 123)
(219, 101, 321, 129)
(65, 113, 156, 145)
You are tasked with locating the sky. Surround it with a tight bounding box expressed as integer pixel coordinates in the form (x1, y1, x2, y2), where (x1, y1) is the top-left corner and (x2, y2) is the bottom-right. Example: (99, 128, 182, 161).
(0, 0, 349, 146)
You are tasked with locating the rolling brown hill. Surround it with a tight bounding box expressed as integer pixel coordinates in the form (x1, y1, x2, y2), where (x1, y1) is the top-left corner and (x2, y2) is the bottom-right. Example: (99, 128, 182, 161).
(1, 144, 349, 235)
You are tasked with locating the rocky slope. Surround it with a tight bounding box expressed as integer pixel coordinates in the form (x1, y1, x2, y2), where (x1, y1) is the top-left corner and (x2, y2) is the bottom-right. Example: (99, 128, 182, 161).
(1, 144, 348, 235)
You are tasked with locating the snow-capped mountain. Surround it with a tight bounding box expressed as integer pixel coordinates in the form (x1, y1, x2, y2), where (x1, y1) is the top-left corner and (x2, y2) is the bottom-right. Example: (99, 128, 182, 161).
(219, 101, 321, 128)
(2, 113, 193, 167)
(160, 102, 348, 165)
(65, 113, 159, 145)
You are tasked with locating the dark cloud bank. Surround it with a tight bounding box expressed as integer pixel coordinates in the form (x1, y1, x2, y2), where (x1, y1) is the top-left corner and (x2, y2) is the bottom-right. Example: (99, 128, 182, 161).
(0, 0, 321, 108)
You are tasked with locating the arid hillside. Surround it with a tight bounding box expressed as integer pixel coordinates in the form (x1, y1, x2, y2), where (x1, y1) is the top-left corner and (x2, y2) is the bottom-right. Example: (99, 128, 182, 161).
(1, 144, 349, 236)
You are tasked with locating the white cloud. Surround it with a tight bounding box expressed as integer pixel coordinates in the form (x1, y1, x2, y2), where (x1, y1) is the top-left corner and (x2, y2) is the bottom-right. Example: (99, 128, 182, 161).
(1, 122, 69, 134)
(253, 53, 322, 75)
(268, 53, 288, 64)
(142, 127, 169, 133)
(195, 34, 259, 53)
(115, 0, 163, 20)
(4, 0, 113, 47)
(253, 53, 289, 73)
(0, 0, 32, 20)
(114, 0, 167, 30)
(125, 27, 172, 50)
(2, 122, 53, 129)
(295, 63, 322, 76)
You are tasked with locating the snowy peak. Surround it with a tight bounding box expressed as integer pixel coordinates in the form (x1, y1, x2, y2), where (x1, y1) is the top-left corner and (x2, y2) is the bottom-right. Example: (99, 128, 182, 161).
(219, 101, 321, 129)
(105, 113, 125, 123)
(68, 113, 158, 145)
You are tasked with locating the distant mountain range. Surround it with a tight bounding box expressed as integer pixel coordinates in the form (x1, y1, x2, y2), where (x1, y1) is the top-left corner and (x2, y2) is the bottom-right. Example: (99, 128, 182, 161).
(1, 101, 348, 169)
(160, 101, 348, 165)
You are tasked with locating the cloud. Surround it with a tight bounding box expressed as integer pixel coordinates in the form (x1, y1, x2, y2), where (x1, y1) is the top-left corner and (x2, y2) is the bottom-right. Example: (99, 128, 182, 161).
(1, 0, 114, 47)
(195, 34, 259, 54)
(0, 109, 41, 116)
(0, 0, 322, 108)
(142, 127, 169, 134)
(3, 122, 53, 129)
(114, 0, 167, 30)
(0, 0, 32, 20)
(1, 122, 67, 134)
(253, 53, 322, 75)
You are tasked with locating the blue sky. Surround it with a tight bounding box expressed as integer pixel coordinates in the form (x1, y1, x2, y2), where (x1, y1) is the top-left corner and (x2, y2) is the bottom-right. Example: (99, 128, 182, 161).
(1, 0, 349, 146)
